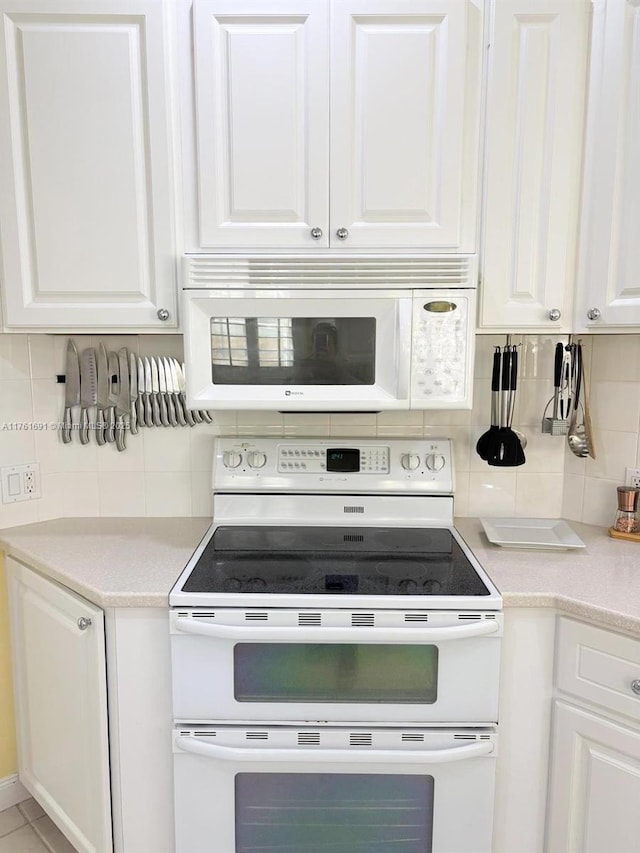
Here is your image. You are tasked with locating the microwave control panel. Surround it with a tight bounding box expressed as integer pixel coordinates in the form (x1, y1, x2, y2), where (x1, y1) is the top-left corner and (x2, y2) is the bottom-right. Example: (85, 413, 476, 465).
(212, 438, 453, 493)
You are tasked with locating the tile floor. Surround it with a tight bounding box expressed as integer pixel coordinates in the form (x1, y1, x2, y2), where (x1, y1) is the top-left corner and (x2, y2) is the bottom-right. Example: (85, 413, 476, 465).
(0, 799, 76, 853)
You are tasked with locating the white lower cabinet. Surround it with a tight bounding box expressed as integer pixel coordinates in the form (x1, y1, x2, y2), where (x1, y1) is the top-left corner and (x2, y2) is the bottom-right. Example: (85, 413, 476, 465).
(6, 557, 112, 853)
(546, 617, 640, 853)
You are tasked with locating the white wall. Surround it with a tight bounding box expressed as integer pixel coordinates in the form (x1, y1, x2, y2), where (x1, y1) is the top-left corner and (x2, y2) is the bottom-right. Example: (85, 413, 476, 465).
(0, 332, 637, 530)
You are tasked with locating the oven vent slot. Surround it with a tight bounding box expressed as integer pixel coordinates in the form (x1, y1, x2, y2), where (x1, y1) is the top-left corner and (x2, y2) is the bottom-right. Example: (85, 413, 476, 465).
(404, 613, 429, 622)
(299, 612, 322, 626)
(194, 730, 217, 737)
(480, 734, 492, 739)
(343, 506, 365, 514)
(458, 613, 482, 621)
(245, 612, 269, 621)
(352, 613, 375, 626)
(193, 612, 217, 618)
(298, 733, 321, 745)
(350, 733, 373, 746)
(402, 733, 425, 742)
(484, 614, 497, 620)
(246, 732, 269, 740)
(454, 734, 477, 741)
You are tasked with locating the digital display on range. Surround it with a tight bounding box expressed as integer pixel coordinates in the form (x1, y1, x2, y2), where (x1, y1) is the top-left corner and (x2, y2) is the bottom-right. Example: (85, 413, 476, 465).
(326, 448, 360, 472)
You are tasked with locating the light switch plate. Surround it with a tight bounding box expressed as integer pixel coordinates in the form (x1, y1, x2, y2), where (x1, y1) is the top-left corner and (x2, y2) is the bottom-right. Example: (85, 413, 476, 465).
(1, 463, 41, 503)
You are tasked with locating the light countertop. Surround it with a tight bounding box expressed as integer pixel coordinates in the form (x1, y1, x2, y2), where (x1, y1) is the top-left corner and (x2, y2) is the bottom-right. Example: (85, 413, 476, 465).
(1, 516, 639, 637)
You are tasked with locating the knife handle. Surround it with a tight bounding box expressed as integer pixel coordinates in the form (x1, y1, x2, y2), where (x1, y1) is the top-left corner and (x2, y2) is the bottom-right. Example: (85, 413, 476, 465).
(130, 401, 138, 435)
(142, 393, 153, 428)
(180, 394, 196, 427)
(95, 408, 107, 446)
(106, 407, 116, 443)
(62, 406, 73, 444)
(174, 393, 186, 426)
(79, 408, 90, 445)
(166, 393, 178, 427)
(159, 392, 170, 427)
(192, 408, 203, 424)
(115, 415, 126, 452)
(200, 409, 213, 424)
(150, 392, 161, 427)
(136, 394, 145, 428)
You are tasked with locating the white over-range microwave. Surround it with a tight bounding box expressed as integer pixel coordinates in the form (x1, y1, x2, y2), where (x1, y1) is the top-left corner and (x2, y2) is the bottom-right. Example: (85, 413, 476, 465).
(182, 255, 477, 411)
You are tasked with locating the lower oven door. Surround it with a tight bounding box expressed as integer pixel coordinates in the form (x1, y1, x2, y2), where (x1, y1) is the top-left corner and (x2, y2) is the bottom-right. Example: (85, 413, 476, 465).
(173, 726, 497, 853)
(170, 609, 502, 724)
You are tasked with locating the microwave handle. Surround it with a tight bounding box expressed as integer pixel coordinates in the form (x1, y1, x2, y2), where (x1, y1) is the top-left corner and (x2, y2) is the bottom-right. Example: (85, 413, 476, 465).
(172, 617, 500, 642)
(395, 297, 413, 401)
(175, 735, 494, 764)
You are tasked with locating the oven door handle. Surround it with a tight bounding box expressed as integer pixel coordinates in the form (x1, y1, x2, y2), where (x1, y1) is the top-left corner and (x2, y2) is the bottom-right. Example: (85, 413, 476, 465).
(174, 735, 495, 763)
(172, 617, 500, 642)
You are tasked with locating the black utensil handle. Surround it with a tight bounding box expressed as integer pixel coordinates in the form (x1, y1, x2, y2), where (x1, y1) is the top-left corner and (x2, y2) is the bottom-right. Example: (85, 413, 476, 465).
(575, 344, 582, 410)
(491, 349, 501, 392)
(554, 342, 563, 388)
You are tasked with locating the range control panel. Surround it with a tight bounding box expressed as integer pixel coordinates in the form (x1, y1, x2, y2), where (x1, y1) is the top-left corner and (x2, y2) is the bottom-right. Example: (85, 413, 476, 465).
(213, 438, 453, 494)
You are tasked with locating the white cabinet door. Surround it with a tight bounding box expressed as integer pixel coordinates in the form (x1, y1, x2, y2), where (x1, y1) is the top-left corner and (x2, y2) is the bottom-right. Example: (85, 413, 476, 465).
(192, 0, 329, 249)
(0, 0, 177, 330)
(546, 700, 640, 853)
(478, 0, 590, 331)
(7, 557, 112, 853)
(330, 0, 483, 250)
(575, 0, 640, 330)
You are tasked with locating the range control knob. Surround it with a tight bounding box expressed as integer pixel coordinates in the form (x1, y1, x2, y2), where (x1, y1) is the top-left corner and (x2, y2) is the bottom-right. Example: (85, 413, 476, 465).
(400, 453, 421, 471)
(425, 453, 446, 472)
(247, 450, 267, 469)
(222, 450, 243, 469)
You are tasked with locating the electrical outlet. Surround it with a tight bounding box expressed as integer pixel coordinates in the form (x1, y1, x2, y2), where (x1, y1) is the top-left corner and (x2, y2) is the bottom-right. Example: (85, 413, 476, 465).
(1, 463, 41, 503)
(625, 468, 640, 489)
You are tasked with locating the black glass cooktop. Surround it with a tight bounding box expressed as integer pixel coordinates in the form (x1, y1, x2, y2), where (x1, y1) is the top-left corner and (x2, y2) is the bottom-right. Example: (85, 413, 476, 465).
(183, 526, 490, 597)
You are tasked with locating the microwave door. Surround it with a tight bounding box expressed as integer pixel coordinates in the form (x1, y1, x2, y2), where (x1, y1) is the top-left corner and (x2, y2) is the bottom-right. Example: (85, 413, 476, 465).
(183, 292, 412, 410)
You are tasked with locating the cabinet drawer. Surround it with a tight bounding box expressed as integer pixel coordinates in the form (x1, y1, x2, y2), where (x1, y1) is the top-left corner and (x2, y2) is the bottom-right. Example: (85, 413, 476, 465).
(555, 617, 640, 721)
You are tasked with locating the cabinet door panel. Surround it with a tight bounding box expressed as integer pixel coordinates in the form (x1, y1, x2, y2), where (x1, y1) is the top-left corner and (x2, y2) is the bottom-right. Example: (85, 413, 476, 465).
(479, 0, 590, 330)
(330, 0, 483, 250)
(547, 700, 640, 853)
(193, 0, 329, 248)
(7, 558, 111, 853)
(0, 0, 177, 329)
(575, 0, 640, 329)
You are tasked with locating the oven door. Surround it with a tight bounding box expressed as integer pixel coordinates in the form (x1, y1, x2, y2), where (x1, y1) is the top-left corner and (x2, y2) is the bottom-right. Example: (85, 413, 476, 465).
(170, 609, 502, 724)
(173, 726, 497, 853)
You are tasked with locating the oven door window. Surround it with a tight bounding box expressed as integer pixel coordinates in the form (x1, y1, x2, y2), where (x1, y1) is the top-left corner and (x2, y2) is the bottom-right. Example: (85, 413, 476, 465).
(210, 317, 376, 385)
(233, 644, 438, 703)
(236, 772, 434, 853)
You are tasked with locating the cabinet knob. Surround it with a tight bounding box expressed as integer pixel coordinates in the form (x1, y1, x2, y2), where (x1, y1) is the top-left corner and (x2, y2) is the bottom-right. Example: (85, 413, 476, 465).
(548, 308, 562, 321)
(310, 227, 323, 240)
(631, 679, 640, 696)
(586, 307, 601, 321)
(157, 308, 170, 321)
(77, 617, 92, 631)
(336, 227, 349, 240)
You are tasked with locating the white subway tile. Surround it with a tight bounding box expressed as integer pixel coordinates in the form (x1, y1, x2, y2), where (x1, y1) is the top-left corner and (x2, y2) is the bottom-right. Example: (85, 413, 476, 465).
(515, 473, 564, 517)
(0, 334, 30, 381)
(0, 498, 39, 529)
(582, 476, 619, 526)
(591, 334, 640, 382)
(142, 425, 191, 472)
(585, 430, 638, 482)
(590, 380, 640, 433)
(562, 474, 585, 522)
(97, 471, 146, 516)
(144, 472, 192, 516)
(468, 472, 517, 517)
(58, 472, 100, 517)
(27, 335, 56, 379)
(190, 470, 213, 517)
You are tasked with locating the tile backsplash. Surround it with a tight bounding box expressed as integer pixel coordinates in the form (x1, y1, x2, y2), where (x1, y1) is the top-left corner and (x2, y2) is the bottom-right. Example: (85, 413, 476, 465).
(0, 332, 638, 530)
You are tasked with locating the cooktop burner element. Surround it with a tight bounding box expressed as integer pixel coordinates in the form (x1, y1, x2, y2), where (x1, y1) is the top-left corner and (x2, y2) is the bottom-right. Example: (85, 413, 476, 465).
(182, 525, 491, 597)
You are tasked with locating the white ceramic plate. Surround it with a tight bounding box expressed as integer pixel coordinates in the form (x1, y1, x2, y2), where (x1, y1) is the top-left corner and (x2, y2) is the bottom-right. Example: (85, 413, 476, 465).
(480, 518, 586, 550)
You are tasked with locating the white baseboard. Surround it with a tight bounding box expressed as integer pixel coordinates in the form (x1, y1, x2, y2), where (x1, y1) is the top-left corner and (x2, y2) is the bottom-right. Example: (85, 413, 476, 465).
(0, 774, 29, 810)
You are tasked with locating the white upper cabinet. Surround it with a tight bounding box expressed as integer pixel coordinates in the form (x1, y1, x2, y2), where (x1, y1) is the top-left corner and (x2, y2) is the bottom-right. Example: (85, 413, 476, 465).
(574, 0, 640, 331)
(0, 0, 178, 330)
(186, 0, 484, 251)
(191, 0, 330, 249)
(478, 0, 590, 331)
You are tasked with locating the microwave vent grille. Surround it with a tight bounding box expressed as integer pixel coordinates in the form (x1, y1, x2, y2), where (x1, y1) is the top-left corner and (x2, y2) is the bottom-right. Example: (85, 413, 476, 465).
(343, 506, 365, 514)
(246, 732, 269, 741)
(458, 613, 482, 621)
(402, 733, 425, 742)
(351, 613, 375, 627)
(245, 612, 269, 621)
(298, 732, 321, 745)
(404, 613, 429, 622)
(184, 256, 476, 289)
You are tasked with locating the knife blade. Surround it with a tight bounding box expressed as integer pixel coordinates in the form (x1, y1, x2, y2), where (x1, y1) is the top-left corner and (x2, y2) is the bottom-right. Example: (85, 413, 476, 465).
(106, 351, 119, 443)
(156, 356, 170, 427)
(181, 361, 203, 423)
(137, 357, 149, 427)
(161, 357, 178, 427)
(166, 358, 186, 426)
(173, 359, 195, 427)
(143, 357, 154, 427)
(62, 339, 80, 444)
(95, 343, 110, 446)
(79, 347, 98, 445)
(129, 351, 138, 435)
(149, 356, 161, 427)
(115, 348, 130, 452)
